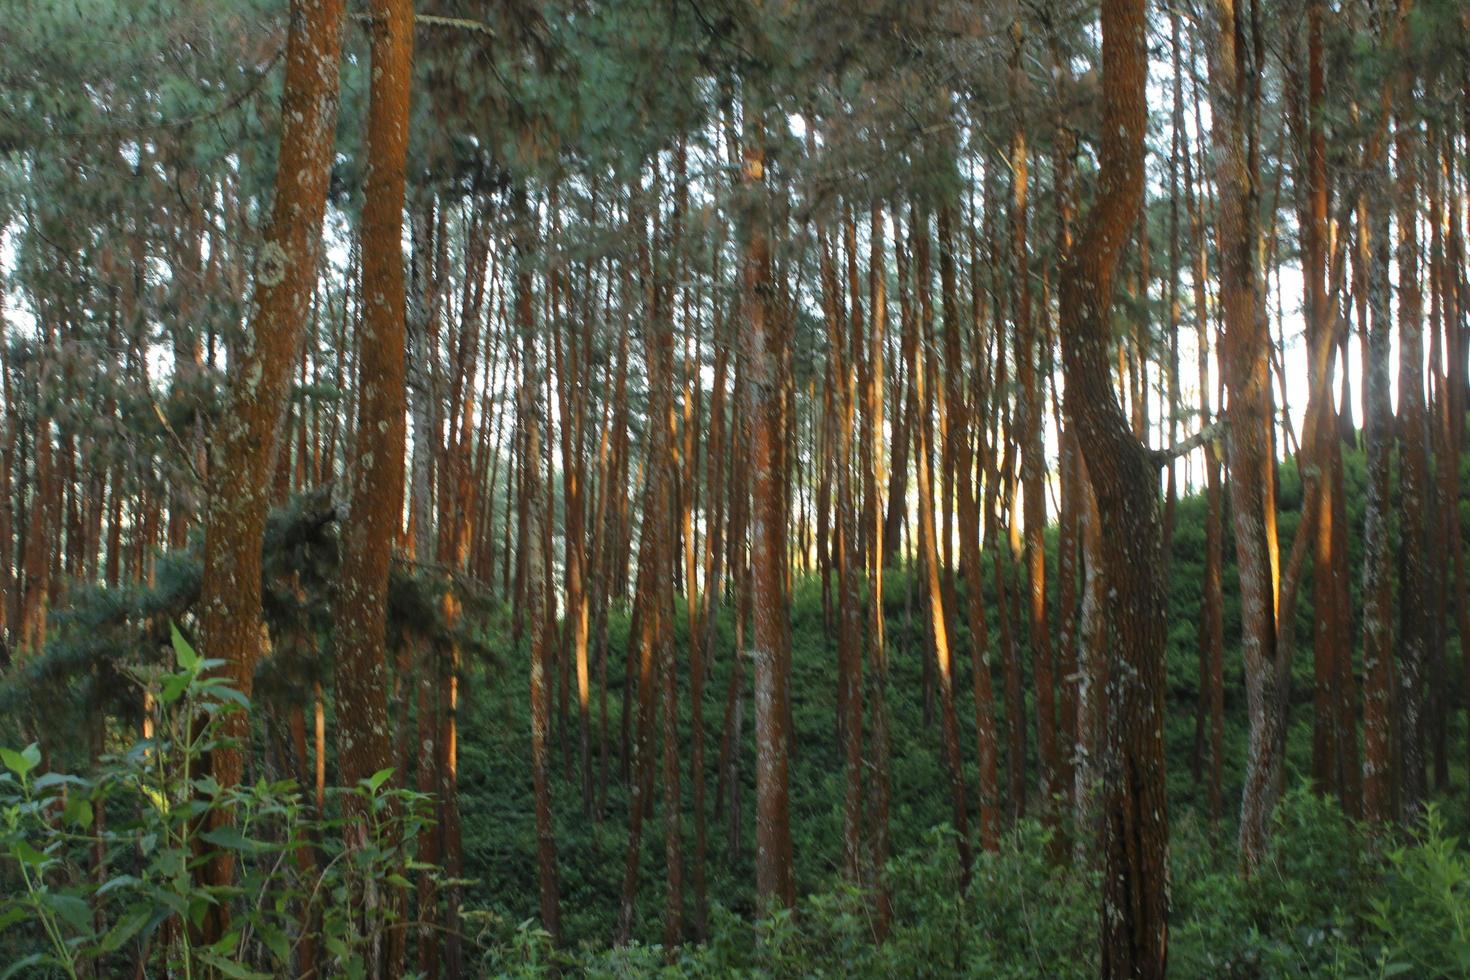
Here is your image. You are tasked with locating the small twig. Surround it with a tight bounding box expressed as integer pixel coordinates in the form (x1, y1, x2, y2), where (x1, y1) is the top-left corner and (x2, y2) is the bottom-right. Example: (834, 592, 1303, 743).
(351, 12, 496, 37)
(151, 400, 205, 487)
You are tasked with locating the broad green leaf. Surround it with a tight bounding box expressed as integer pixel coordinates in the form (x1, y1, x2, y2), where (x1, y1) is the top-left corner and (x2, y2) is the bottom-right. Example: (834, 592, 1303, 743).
(96, 874, 142, 897)
(209, 928, 241, 956)
(196, 952, 271, 979)
(170, 622, 201, 672)
(98, 904, 152, 953)
(0, 906, 28, 934)
(363, 767, 396, 793)
(200, 825, 267, 853)
(0, 745, 38, 778)
(257, 921, 291, 964)
(62, 795, 93, 830)
(33, 772, 85, 792)
(11, 839, 47, 868)
(204, 684, 251, 708)
(38, 891, 92, 930)
(159, 674, 190, 705)
(187, 896, 212, 930)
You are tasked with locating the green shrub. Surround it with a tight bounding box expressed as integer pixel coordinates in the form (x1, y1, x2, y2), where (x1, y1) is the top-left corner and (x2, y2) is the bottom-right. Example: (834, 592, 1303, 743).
(0, 626, 433, 979)
(1365, 806, 1470, 977)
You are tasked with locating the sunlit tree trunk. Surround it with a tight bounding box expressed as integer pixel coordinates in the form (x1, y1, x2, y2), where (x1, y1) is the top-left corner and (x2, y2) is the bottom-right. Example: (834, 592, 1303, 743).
(818, 211, 865, 883)
(947, 196, 1000, 852)
(862, 201, 895, 923)
(1294, 0, 1341, 803)
(1206, 0, 1285, 872)
(911, 203, 972, 884)
(1008, 116, 1061, 835)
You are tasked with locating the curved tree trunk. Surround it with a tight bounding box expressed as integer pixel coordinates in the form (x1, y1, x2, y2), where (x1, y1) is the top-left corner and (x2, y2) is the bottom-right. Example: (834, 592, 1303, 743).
(1055, 0, 1168, 972)
(1205, 0, 1284, 873)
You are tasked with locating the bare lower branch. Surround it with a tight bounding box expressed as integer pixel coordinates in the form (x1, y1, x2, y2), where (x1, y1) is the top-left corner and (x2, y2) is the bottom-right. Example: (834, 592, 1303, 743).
(1151, 417, 1228, 466)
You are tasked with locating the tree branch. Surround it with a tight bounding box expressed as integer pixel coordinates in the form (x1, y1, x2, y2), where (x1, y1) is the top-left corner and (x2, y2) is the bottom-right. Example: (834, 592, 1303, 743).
(1151, 417, 1228, 466)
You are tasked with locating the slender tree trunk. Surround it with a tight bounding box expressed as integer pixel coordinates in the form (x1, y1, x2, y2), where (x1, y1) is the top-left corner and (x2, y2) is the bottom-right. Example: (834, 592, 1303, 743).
(1395, 106, 1432, 819)
(515, 204, 562, 942)
(333, 2, 413, 971)
(862, 202, 895, 924)
(741, 104, 795, 911)
(910, 204, 973, 885)
(1362, 181, 1396, 825)
(1206, 0, 1284, 872)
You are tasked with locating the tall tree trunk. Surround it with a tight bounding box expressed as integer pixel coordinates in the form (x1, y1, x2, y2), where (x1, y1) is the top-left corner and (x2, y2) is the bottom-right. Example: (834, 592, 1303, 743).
(1394, 105, 1432, 819)
(1362, 182, 1396, 825)
(518, 202, 562, 942)
(194, 0, 346, 938)
(911, 204, 973, 885)
(1206, 0, 1284, 872)
(1009, 122, 1061, 834)
(741, 105, 796, 912)
(333, 1, 413, 972)
(863, 201, 895, 924)
(1056, 0, 1168, 972)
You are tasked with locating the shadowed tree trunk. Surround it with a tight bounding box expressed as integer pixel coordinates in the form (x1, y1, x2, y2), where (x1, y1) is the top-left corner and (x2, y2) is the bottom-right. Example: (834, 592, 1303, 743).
(1055, 0, 1169, 971)
(1206, 0, 1286, 873)
(517, 198, 562, 943)
(193, 0, 346, 941)
(333, 0, 413, 971)
(1394, 104, 1432, 819)
(741, 101, 796, 912)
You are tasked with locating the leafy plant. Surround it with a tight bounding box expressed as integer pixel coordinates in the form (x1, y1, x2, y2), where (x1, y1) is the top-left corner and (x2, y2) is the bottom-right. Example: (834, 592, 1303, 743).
(1365, 806, 1470, 978)
(0, 625, 435, 979)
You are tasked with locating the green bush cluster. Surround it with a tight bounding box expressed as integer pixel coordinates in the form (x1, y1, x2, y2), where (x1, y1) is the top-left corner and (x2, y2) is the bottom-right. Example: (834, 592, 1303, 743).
(0, 627, 433, 979)
(474, 795, 1470, 978)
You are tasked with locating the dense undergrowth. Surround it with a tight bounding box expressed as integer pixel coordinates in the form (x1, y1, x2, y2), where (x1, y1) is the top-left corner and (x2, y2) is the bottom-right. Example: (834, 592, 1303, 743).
(459, 450, 1470, 976)
(4, 450, 1470, 976)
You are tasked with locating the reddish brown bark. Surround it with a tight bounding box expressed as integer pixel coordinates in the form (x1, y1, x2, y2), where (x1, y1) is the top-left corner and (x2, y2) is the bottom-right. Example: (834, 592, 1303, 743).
(911, 204, 972, 885)
(1056, 0, 1168, 971)
(332, 0, 413, 970)
(742, 108, 795, 911)
(193, 0, 346, 938)
(862, 201, 894, 924)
